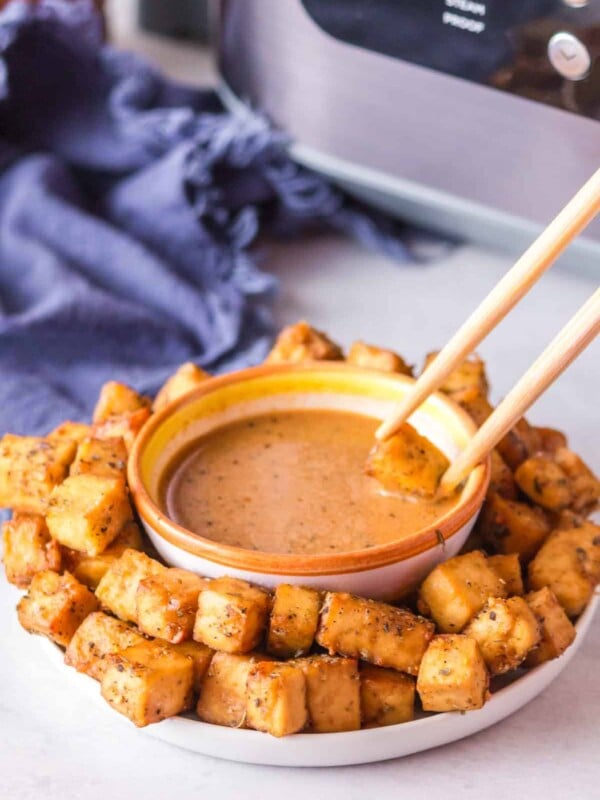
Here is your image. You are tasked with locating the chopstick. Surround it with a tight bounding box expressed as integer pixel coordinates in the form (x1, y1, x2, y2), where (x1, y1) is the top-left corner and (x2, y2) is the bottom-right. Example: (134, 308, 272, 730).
(440, 287, 600, 493)
(376, 166, 600, 442)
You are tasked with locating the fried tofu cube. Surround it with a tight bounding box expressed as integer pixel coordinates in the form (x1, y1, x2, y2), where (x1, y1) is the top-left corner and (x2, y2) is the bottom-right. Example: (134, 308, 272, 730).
(171, 641, 213, 693)
(48, 421, 92, 446)
(70, 437, 128, 480)
(246, 661, 307, 737)
(0, 434, 76, 513)
(553, 447, 600, 513)
(417, 634, 489, 712)
(459, 392, 495, 428)
(316, 592, 434, 675)
(525, 587, 576, 667)
(193, 577, 270, 654)
(464, 596, 540, 675)
(153, 362, 210, 412)
(488, 450, 518, 500)
(265, 320, 344, 364)
(418, 551, 507, 633)
(196, 651, 264, 727)
(423, 352, 489, 404)
(96, 548, 166, 622)
(46, 474, 133, 556)
(65, 520, 144, 590)
(535, 427, 568, 454)
(64, 611, 146, 680)
(266, 584, 321, 658)
(476, 493, 551, 562)
(17, 570, 99, 647)
(346, 341, 412, 375)
(487, 554, 524, 596)
(92, 381, 151, 424)
(365, 423, 450, 498)
(2, 513, 62, 587)
(496, 418, 541, 470)
(514, 454, 572, 511)
(101, 640, 194, 727)
(136, 568, 209, 643)
(293, 655, 360, 732)
(92, 407, 151, 453)
(360, 665, 415, 727)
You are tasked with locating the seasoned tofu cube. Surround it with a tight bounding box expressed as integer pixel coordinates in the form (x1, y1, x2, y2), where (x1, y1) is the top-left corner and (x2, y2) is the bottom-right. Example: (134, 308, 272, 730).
(293, 655, 360, 732)
(47, 474, 133, 555)
(365, 423, 449, 498)
(265, 320, 344, 364)
(246, 661, 307, 737)
(514, 455, 572, 511)
(153, 362, 210, 412)
(496, 418, 541, 470)
(171, 641, 213, 693)
(316, 592, 434, 675)
(360, 664, 415, 727)
(488, 450, 518, 500)
(553, 447, 600, 513)
(418, 551, 507, 633)
(476, 493, 551, 562)
(92, 407, 151, 453)
(96, 548, 166, 622)
(346, 341, 412, 375)
(193, 577, 270, 654)
(459, 393, 494, 428)
(92, 381, 151, 424)
(528, 523, 600, 617)
(17, 570, 99, 647)
(266, 584, 321, 658)
(416, 634, 489, 712)
(535, 427, 568, 454)
(2, 513, 62, 587)
(101, 640, 194, 727)
(136, 568, 209, 643)
(487, 554, 524, 596)
(70, 437, 128, 480)
(423, 352, 489, 404)
(65, 520, 144, 590)
(0, 434, 76, 513)
(196, 651, 265, 727)
(48, 421, 92, 446)
(65, 611, 146, 680)
(525, 587, 576, 667)
(464, 596, 540, 675)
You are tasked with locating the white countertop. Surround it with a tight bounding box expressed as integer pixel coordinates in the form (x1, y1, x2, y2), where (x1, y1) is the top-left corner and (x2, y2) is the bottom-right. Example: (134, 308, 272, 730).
(1, 6, 598, 798)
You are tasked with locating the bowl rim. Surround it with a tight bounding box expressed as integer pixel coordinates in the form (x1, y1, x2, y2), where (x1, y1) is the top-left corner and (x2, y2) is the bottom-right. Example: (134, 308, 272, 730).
(128, 362, 490, 577)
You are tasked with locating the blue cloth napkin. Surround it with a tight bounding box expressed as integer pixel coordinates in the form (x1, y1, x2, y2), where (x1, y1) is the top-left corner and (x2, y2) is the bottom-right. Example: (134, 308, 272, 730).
(0, 0, 448, 437)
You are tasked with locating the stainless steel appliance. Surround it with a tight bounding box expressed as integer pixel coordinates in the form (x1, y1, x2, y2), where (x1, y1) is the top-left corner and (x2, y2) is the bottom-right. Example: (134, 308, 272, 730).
(217, 0, 600, 269)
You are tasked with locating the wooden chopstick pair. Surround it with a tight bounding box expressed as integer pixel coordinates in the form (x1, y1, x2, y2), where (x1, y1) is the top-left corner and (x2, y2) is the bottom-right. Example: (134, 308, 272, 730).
(376, 167, 600, 493)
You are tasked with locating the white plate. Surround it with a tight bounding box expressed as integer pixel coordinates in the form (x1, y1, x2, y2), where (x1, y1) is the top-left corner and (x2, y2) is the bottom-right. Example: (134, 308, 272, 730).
(42, 593, 597, 767)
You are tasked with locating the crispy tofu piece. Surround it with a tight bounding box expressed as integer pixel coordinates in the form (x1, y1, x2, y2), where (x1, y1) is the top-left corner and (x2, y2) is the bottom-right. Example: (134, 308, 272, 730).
(535, 426, 568, 454)
(17, 570, 99, 647)
(488, 450, 518, 500)
(0, 434, 76, 513)
(96, 548, 166, 623)
(266, 584, 321, 658)
(293, 655, 360, 732)
(153, 362, 210, 412)
(47, 474, 133, 556)
(48, 421, 92, 446)
(417, 634, 489, 712)
(525, 587, 576, 667)
(459, 392, 494, 428)
(196, 651, 265, 727)
(171, 641, 213, 693)
(514, 455, 572, 511)
(464, 596, 540, 675)
(265, 320, 344, 364)
(365, 423, 450, 498)
(64, 611, 146, 680)
(92, 407, 151, 453)
(346, 341, 413, 375)
(92, 381, 151, 424)
(101, 640, 194, 727)
(70, 437, 128, 480)
(553, 447, 600, 513)
(246, 661, 307, 737)
(2, 513, 62, 588)
(476, 493, 551, 562)
(193, 577, 270, 654)
(487, 554, 524, 596)
(423, 352, 489, 404)
(65, 520, 144, 590)
(136, 568, 209, 643)
(528, 523, 600, 617)
(316, 592, 434, 675)
(360, 664, 415, 727)
(496, 418, 541, 470)
(418, 551, 507, 633)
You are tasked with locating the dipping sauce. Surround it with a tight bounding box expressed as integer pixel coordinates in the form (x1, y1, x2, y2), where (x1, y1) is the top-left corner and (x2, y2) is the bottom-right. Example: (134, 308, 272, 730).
(162, 410, 458, 555)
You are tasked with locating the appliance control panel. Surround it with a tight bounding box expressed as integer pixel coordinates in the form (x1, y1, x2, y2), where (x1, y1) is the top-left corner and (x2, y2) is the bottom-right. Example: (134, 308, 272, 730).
(301, 0, 600, 119)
